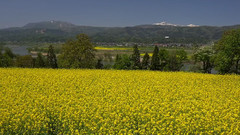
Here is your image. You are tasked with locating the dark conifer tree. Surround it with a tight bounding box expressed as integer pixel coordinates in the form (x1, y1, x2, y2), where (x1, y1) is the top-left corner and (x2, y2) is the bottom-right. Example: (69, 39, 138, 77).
(115, 54, 121, 62)
(159, 49, 169, 71)
(142, 52, 150, 70)
(131, 45, 141, 69)
(35, 53, 45, 68)
(47, 45, 58, 69)
(150, 46, 160, 70)
(0, 49, 3, 67)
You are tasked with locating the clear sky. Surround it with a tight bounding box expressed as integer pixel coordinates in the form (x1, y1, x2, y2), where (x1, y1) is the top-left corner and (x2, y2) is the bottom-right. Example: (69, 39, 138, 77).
(0, 0, 240, 28)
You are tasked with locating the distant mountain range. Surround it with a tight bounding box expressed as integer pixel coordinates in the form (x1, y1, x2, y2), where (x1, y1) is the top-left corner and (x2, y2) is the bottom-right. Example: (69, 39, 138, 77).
(0, 20, 240, 44)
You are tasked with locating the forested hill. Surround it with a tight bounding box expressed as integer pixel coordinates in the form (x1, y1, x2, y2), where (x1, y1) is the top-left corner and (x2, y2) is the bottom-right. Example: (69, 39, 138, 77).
(1, 21, 240, 44)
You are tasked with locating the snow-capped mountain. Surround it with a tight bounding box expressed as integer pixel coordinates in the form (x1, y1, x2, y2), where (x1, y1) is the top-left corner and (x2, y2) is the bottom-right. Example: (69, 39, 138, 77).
(153, 22, 178, 26)
(153, 22, 199, 27)
(186, 24, 199, 27)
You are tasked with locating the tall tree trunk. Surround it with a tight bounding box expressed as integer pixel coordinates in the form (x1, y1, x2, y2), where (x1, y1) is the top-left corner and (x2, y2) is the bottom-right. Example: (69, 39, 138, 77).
(203, 61, 206, 73)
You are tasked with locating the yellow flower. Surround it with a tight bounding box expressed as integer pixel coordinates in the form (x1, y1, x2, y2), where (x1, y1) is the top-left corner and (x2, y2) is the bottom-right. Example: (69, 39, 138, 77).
(0, 68, 239, 134)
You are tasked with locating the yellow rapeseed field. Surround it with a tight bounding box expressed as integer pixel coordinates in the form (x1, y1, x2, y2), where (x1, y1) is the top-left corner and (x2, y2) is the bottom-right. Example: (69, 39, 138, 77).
(0, 68, 240, 134)
(140, 53, 153, 57)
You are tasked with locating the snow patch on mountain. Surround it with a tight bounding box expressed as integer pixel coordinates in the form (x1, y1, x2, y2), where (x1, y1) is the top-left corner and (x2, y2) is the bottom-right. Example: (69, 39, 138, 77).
(153, 22, 199, 27)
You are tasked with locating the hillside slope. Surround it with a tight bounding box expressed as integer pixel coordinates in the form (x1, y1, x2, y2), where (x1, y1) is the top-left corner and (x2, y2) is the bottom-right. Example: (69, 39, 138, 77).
(1, 21, 240, 44)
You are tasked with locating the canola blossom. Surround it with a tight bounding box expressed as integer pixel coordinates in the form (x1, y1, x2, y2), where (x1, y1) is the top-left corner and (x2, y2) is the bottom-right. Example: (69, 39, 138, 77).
(140, 53, 153, 57)
(0, 68, 240, 134)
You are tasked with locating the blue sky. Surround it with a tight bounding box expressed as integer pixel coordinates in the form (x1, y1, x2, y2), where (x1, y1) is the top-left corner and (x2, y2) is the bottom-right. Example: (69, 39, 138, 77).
(0, 0, 240, 28)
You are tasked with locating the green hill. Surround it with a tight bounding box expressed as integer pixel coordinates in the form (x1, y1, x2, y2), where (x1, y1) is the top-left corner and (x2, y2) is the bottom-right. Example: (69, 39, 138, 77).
(1, 21, 240, 44)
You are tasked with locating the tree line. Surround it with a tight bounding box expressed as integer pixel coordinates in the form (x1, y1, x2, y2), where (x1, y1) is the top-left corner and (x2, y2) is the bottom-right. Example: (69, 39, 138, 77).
(1, 29, 240, 75)
(112, 45, 187, 71)
(0, 34, 188, 72)
(0, 45, 58, 69)
(193, 29, 240, 74)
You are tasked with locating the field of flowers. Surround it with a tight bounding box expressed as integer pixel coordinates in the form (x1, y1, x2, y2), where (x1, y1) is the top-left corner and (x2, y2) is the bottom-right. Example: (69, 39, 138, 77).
(0, 68, 240, 134)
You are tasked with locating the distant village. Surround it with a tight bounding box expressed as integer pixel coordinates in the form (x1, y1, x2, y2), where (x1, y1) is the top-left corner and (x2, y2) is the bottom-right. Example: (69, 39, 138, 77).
(94, 42, 202, 48)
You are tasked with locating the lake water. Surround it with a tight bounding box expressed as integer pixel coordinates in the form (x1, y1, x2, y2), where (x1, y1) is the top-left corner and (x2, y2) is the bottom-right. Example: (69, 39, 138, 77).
(4, 45, 29, 55)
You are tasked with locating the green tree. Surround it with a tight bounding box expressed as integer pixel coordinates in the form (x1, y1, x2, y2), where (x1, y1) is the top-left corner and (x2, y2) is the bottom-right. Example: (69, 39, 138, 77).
(193, 46, 214, 73)
(4, 47, 15, 59)
(131, 45, 141, 69)
(59, 34, 95, 68)
(16, 55, 34, 68)
(167, 49, 187, 71)
(159, 49, 169, 71)
(113, 54, 121, 69)
(115, 54, 121, 63)
(214, 29, 240, 74)
(96, 59, 104, 69)
(176, 49, 188, 62)
(150, 46, 160, 70)
(0, 50, 4, 67)
(1, 48, 15, 67)
(35, 53, 46, 68)
(167, 53, 178, 71)
(113, 54, 131, 70)
(141, 52, 150, 70)
(47, 45, 58, 69)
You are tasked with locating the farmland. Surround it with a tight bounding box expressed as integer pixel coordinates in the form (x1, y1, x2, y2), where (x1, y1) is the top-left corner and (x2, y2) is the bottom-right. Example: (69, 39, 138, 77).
(0, 68, 240, 134)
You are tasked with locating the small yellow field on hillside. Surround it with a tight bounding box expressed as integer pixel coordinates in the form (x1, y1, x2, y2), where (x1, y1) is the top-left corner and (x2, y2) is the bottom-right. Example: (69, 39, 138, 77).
(95, 46, 132, 51)
(0, 68, 239, 134)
